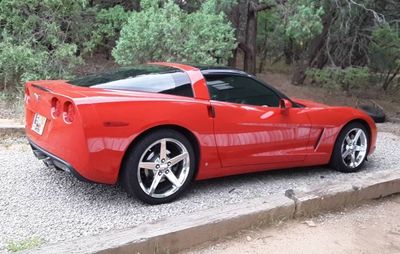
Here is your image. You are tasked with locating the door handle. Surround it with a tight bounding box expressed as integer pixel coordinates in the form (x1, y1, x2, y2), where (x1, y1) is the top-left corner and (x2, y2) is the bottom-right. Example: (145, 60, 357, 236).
(207, 105, 216, 118)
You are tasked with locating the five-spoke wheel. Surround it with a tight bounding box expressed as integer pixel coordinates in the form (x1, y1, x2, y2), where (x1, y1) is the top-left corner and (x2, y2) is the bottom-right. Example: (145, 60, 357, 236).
(121, 129, 195, 204)
(331, 122, 369, 173)
(341, 128, 368, 169)
(137, 138, 190, 198)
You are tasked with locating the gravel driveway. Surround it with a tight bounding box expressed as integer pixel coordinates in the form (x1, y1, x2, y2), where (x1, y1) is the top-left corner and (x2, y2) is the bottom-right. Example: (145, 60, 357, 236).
(1, 128, 399, 252)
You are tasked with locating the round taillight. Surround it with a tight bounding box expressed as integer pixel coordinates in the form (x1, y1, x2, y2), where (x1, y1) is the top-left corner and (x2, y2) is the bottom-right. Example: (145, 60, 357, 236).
(25, 86, 30, 96)
(24, 87, 30, 102)
(63, 101, 75, 123)
(51, 97, 61, 118)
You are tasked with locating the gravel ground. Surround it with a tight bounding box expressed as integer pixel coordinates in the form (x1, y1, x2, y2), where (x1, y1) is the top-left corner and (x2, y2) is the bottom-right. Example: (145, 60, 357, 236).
(1, 130, 400, 252)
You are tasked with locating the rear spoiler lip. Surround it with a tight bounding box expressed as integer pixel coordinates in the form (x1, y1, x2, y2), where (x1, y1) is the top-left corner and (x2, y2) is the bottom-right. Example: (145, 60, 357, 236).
(26, 81, 88, 100)
(31, 84, 52, 93)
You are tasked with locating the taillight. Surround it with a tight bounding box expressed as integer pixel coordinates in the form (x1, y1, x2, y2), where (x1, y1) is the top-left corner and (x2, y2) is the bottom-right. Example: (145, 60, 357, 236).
(63, 101, 75, 124)
(51, 97, 61, 118)
(24, 86, 30, 102)
(25, 86, 30, 97)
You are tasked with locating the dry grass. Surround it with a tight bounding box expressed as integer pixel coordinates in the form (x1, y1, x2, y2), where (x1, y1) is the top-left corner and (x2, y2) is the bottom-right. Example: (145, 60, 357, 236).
(5, 237, 44, 252)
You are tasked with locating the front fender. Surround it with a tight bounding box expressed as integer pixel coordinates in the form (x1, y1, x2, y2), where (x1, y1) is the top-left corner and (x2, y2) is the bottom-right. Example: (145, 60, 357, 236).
(304, 106, 377, 165)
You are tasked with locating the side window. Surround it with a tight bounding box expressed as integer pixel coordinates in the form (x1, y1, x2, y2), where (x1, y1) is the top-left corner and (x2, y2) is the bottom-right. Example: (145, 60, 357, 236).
(160, 83, 193, 97)
(205, 75, 280, 107)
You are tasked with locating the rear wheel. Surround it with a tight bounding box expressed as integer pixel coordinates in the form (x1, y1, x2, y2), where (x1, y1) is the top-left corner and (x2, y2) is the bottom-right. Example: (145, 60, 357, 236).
(330, 122, 369, 173)
(121, 129, 195, 204)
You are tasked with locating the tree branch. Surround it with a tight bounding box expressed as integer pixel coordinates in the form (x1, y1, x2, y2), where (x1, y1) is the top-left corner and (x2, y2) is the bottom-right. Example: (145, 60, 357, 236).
(252, 3, 275, 12)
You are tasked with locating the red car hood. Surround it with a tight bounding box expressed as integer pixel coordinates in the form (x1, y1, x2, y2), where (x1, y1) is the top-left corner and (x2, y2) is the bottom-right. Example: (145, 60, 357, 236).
(292, 98, 329, 108)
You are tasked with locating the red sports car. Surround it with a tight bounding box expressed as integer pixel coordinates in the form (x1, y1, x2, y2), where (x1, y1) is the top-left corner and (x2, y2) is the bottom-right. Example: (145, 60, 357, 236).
(25, 62, 377, 204)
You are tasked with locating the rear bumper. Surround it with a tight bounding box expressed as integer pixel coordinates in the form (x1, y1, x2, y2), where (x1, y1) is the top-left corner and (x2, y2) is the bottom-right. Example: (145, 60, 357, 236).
(29, 139, 93, 183)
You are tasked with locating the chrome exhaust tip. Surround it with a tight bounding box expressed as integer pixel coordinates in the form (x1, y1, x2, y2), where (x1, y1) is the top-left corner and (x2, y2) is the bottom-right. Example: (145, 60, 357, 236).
(32, 149, 47, 160)
(43, 157, 56, 170)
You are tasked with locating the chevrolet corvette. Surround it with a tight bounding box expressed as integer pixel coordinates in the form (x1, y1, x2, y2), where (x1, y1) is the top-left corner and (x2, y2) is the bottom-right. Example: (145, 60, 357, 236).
(25, 62, 377, 204)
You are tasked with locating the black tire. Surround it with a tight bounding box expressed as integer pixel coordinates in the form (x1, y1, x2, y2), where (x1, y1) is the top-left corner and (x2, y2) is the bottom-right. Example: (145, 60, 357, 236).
(330, 122, 369, 173)
(120, 129, 196, 205)
(359, 104, 386, 123)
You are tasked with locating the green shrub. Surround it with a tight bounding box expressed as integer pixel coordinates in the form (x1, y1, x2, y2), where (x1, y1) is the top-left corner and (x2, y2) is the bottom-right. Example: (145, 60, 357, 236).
(285, 1, 325, 43)
(306, 67, 371, 91)
(0, 0, 89, 91)
(0, 36, 82, 90)
(112, 0, 236, 65)
(369, 24, 400, 90)
(85, 5, 131, 55)
(5, 237, 44, 252)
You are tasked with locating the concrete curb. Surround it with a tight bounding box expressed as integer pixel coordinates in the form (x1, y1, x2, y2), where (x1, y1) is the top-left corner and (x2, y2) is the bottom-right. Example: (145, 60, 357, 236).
(294, 170, 400, 217)
(25, 170, 400, 254)
(0, 125, 25, 137)
(26, 195, 295, 254)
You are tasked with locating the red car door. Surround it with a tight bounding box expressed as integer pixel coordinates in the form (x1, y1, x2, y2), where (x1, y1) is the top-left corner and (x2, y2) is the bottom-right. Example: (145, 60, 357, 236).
(205, 74, 312, 168)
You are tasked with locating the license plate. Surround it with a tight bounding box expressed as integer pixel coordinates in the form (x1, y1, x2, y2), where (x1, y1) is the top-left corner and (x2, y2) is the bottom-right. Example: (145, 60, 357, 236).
(31, 113, 47, 135)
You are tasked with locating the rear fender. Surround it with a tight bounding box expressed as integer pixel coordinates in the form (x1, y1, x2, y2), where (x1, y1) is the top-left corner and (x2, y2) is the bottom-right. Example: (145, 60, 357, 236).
(81, 98, 220, 183)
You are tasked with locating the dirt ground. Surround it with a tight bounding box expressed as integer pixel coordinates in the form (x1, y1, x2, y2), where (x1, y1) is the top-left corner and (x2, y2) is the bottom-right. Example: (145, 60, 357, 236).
(184, 195, 400, 254)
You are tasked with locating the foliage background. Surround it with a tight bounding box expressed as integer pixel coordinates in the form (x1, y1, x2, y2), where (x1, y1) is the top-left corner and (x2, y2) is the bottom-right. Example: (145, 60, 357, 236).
(0, 0, 399, 96)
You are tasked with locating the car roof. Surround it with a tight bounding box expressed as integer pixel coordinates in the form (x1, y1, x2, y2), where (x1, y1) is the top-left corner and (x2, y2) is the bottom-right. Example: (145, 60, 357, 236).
(194, 65, 249, 76)
(148, 62, 249, 76)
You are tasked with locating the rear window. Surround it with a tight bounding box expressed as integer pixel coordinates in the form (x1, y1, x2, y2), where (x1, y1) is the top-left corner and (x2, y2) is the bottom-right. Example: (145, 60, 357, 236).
(68, 65, 194, 97)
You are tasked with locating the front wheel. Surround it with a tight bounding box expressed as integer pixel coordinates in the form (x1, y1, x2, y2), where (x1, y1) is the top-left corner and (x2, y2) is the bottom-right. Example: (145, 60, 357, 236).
(330, 122, 369, 173)
(121, 129, 196, 205)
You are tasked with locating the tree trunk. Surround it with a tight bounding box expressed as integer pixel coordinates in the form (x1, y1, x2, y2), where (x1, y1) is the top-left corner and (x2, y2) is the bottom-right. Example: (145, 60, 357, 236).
(284, 39, 294, 65)
(228, 0, 274, 74)
(228, 48, 238, 68)
(245, 5, 257, 74)
(234, 0, 249, 71)
(308, 7, 336, 69)
(291, 6, 336, 85)
(258, 47, 268, 73)
(226, 3, 240, 68)
(383, 66, 400, 91)
(291, 54, 307, 85)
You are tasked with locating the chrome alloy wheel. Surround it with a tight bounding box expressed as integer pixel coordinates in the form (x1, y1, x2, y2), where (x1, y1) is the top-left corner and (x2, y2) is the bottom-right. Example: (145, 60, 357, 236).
(341, 128, 368, 169)
(137, 138, 190, 198)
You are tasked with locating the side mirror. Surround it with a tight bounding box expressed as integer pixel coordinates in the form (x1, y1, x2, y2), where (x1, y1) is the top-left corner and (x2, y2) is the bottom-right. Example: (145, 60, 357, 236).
(279, 99, 292, 113)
